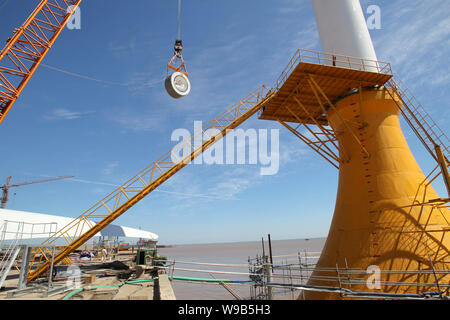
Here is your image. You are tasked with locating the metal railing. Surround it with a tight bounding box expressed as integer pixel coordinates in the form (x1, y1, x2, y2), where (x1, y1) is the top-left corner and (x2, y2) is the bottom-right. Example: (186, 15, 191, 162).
(275, 48, 392, 90)
(155, 251, 450, 300)
(0, 220, 57, 288)
(0, 221, 25, 288)
(0, 220, 57, 243)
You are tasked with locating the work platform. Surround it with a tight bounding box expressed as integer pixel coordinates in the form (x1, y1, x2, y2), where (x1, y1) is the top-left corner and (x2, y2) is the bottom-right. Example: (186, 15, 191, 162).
(259, 49, 393, 124)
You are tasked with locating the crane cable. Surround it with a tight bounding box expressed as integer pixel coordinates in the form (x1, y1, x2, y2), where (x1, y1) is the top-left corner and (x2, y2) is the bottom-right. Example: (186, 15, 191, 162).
(172, 0, 184, 63)
(177, 0, 182, 41)
(165, 0, 191, 98)
(167, 0, 187, 76)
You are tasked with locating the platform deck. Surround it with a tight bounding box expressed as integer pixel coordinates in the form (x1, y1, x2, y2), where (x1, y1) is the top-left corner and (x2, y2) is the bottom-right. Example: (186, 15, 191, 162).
(259, 49, 393, 124)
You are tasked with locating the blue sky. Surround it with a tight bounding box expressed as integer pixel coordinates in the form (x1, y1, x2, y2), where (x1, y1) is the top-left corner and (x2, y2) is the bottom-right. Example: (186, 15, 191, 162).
(0, 0, 448, 245)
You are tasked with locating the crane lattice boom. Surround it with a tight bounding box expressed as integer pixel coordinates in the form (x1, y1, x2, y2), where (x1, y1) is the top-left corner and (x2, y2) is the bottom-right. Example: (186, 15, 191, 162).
(0, 0, 82, 124)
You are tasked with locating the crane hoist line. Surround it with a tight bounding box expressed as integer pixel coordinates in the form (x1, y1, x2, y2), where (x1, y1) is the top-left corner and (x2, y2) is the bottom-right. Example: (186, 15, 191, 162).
(166, 0, 191, 99)
(0, 0, 83, 125)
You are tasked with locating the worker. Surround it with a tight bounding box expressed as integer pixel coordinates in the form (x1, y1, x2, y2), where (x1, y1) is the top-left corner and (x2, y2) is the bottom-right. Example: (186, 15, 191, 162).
(101, 246, 108, 262)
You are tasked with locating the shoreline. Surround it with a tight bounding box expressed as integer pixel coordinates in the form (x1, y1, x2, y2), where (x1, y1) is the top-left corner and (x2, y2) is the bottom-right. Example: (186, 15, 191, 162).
(157, 237, 327, 248)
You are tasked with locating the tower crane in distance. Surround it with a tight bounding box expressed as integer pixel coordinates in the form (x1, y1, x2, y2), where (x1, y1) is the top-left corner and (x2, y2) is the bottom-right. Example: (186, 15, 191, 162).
(1, 175, 74, 208)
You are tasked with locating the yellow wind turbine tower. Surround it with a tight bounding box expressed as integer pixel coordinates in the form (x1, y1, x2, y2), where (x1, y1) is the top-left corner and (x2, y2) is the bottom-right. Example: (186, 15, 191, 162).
(303, 0, 450, 299)
(260, 0, 449, 299)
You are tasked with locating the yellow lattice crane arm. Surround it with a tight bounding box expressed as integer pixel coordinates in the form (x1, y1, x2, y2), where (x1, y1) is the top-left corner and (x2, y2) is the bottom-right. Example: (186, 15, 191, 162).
(27, 85, 275, 282)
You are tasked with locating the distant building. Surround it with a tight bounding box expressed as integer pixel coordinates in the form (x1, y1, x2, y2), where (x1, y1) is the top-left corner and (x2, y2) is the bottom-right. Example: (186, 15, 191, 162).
(0, 208, 158, 243)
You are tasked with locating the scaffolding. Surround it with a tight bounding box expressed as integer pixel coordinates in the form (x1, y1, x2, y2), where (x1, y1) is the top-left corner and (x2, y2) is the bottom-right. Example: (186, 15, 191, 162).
(154, 249, 450, 300)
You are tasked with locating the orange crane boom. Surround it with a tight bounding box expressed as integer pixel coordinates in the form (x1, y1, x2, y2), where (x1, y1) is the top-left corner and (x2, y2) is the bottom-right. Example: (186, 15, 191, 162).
(0, 0, 82, 124)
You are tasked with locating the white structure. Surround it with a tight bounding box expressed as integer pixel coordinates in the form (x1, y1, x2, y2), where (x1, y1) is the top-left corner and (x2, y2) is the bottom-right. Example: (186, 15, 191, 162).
(0, 208, 158, 241)
(311, 0, 378, 68)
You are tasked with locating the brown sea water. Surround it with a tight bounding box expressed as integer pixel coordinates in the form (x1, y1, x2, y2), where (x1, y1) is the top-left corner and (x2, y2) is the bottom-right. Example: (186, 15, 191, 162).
(157, 238, 326, 300)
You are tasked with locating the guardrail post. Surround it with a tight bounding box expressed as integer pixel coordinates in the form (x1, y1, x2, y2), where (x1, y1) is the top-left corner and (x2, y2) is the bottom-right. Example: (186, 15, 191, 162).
(435, 145, 450, 197)
(18, 245, 31, 289)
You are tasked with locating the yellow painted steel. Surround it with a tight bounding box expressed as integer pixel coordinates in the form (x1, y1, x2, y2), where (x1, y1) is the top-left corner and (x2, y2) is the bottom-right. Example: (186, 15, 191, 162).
(304, 89, 450, 299)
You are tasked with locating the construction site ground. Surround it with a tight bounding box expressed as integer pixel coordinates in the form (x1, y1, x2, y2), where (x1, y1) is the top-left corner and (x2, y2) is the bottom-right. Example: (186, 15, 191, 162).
(0, 249, 175, 300)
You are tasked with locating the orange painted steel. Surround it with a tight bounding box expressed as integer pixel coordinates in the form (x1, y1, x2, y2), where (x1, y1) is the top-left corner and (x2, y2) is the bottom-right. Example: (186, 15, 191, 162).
(279, 119, 340, 169)
(385, 78, 450, 166)
(0, 0, 82, 124)
(259, 49, 392, 125)
(167, 55, 189, 77)
(27, 85, 274, 282)
(304, 89, 449, 299)
(3, 20, 446, 297)
(260, 50, 392, 170)
(259, 49, 449, 299)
